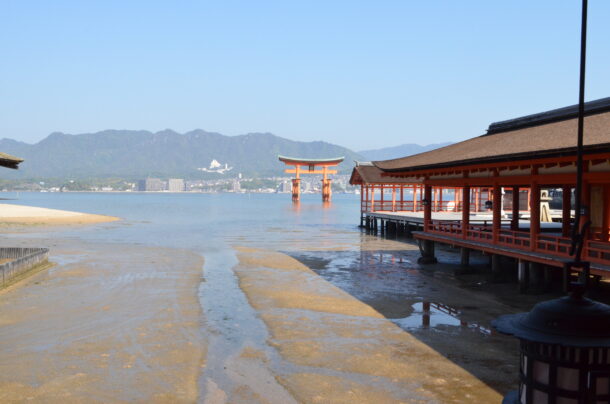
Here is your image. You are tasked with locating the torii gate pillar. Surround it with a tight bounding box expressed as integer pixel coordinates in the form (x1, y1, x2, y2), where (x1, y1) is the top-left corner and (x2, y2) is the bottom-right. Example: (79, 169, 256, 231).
(292, 178, 301, 201)
(321, 166, 332, 202)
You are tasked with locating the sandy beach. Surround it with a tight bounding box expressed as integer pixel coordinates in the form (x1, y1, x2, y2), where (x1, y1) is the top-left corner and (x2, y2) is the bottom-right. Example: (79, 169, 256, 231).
(0, 203, 119, 225)
(0, 237, 206, 402)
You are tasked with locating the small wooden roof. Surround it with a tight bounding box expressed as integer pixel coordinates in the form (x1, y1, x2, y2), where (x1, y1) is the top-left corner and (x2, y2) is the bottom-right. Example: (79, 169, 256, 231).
(374, 98, 610, 174)
(0, 152, 23, 169)
(278, 155, 344, 165)
(349, 162, 422, 185)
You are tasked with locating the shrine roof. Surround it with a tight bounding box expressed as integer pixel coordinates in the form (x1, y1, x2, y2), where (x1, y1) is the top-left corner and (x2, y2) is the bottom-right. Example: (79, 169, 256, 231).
(278, 155, 344, 165)
(0, 152, 24, 169)
(374, 97, 610, 174)
(349, 163, 421, 185)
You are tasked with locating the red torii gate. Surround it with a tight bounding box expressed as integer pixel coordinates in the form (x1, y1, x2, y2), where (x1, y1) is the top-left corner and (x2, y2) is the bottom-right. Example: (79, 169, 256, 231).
(278, 155, 344, 202)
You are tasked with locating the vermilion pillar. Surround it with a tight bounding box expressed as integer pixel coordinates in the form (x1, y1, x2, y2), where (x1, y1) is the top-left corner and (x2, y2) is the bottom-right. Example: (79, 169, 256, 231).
(412, 185, 418, 212)
(530, 183, 541, 251)
(562, 186, 572, 237)
(511, 186, 520, 231)
(462, 186, 470, 239)
(474, 188, 480, 212)
(438, 188, 443, 211)
(400, 185, 405, 210)
(581, 180, 591, 234)
(292, 178, 300, 202)
(603, 185, 610, 242)
(321, 165, 332, 202)
(424, 184, 432, 231)
(493, 184, 502, 243)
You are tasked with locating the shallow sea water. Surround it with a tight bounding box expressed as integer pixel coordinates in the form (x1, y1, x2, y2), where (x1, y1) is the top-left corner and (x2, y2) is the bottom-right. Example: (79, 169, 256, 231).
(0, 192, 525, 400)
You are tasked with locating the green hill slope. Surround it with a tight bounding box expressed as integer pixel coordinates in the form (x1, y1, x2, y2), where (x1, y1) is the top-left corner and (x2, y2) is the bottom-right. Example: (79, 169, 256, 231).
(0, 129, 364, 179)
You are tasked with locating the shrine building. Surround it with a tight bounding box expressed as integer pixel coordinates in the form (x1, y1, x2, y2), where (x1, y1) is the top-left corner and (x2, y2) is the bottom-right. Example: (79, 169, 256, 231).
(370, 97, 610, 283)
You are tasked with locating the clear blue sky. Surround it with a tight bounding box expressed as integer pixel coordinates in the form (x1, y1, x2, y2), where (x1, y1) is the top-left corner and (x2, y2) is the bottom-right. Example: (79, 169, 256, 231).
(1, 1, 609, 150)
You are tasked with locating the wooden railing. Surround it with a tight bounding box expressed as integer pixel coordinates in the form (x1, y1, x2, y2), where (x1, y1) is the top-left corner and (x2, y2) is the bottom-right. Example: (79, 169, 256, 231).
(426, 220, 610, 266)
(586, 241, 610, 265)
(497, 229, 531, 250)
(362, 200, 461, 213)
(536, 234, 572, 257)
(465, 224, 493, 242)
(428, 220, 462, 235)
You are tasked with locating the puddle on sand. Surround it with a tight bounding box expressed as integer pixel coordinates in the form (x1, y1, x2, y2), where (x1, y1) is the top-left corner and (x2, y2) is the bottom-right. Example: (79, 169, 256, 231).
(393, 302, 493, 336)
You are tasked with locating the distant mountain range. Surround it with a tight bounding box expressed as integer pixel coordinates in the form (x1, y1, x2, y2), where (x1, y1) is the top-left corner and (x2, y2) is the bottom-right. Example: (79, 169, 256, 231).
(357, 142, 453, 161)
(0, 130, 451, 180)
(0, 130, 364, 180)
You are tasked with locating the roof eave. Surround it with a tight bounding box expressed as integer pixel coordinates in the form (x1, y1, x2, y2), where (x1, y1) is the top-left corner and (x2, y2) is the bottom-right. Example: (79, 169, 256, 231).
(376, 144, 610, 175)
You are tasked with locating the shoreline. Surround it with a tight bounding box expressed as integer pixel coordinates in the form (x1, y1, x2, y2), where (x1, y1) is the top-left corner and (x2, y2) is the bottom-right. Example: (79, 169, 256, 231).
(0, 203, 119, 225)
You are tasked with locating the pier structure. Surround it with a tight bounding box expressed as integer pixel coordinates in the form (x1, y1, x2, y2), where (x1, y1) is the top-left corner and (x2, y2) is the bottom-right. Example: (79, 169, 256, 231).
(278, 155, 344, 202)
(350, 162, 511, 231)
(369, 97, 610, 283)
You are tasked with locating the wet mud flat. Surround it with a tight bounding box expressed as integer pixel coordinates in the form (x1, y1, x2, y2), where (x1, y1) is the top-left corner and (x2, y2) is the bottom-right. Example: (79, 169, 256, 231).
(0, 236, 206, 402)
(0, 212, 559, 403)
(284, 238, 575, 398)
(231, 246, 503, 403)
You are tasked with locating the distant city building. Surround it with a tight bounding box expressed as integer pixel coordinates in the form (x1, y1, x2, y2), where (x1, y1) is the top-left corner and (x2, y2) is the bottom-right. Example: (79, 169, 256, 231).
(232, 179, 241, 192)
(144, 178, 164, 192)
(280, 180, 291, 193)
(168, 178, 185, 192)
(136, 180, 146, 192)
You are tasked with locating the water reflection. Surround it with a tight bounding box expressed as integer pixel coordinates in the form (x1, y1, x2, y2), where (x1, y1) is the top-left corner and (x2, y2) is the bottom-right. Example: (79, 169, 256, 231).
(393, 301, 494, 336)
(289, 248, 495, 335)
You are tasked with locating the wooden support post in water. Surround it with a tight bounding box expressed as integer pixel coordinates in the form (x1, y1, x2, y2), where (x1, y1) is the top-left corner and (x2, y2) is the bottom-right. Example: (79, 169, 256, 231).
(460, 247, 470, 268)
(418, 240, 437, 264)
(543, 266, 553, 291)
(491, 254, 502, 282)
(529, 262, 543, 292)
(518, 260, 529, 293)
